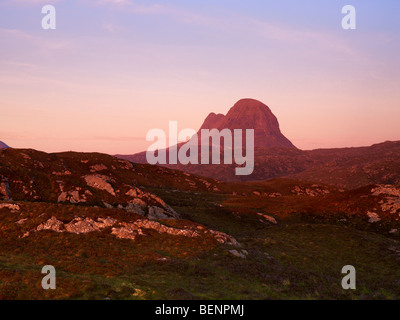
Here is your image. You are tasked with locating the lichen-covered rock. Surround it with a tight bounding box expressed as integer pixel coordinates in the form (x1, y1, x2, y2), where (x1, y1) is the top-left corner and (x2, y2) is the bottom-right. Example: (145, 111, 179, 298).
(268, 193, 282, 198)
(64, 217, 118, 234)
(206, 229, 239, 246)
(372, 185, 400, 197)
(367, 212, 381, 223)
(37, 217, 65, 232)
(33, 216, 238, 247)
(83, 174, 116, 196)
(257, 213, 278, 225)
(291, 185, 330, 197)
(133, 219, 200, 238)
(36, 216, 118, 234)
(125, 187, 142, 198)
(64, 217, 101, 234)
(117, 160, 134, 170)
(15, 218, 27, 225)
(229, 249, 247, 259)
(90, 164, 108, 172)
(371, 185, 400, 214)
(0, 203, 20, 211)
(111, 222, 144, 240)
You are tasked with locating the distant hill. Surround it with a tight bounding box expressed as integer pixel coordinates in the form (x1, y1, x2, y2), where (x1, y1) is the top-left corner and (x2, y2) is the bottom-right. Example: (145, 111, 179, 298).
(0, 141, 9, 149)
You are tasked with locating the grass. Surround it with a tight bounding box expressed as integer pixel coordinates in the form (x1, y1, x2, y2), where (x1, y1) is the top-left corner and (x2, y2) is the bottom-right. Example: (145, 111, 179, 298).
(1, 148, 400, 300)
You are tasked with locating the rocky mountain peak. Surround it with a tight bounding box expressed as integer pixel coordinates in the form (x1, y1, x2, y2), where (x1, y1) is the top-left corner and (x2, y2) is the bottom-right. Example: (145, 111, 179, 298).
(199, 99, 296, 149)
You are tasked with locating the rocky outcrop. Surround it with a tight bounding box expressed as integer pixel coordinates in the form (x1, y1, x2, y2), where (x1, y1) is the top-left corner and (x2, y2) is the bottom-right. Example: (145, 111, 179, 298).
(257, 213, 278, 225)
(34, 216, 238, 246)
(0, 177, 11, 200)
(134, 219, 200, 238)
(90, 164, 108, 172)
(83, 175, 116, 196)
(36, 216, 65, 232)
(64, 217, 117, 234)
(367, 212, 381, 223)
(371, 185, 400, 197)
(124, 186, 179, 219)
(371, 185, 400, 215)
(57, 183, 92, 204)
(291, 185, 330, 197)
(229, 249, 248, 259)
(0, 203, 20, 211)
(125, 187, 142, 198)
(205, 229, 239, 246)
(111, 222, 144, 240)
(148, 206, 179, 220)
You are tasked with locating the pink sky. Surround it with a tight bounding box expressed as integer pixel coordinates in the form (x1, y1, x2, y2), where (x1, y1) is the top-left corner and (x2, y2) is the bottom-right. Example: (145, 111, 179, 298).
(1, 0, 399, 154)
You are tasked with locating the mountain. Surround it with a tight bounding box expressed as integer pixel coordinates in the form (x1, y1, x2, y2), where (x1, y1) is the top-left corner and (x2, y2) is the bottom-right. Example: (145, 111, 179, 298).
(200, 99, 296, 149)
(117, 99, 400, 188)
(0, 141, 9, 149)
(117, 98, 297, 173)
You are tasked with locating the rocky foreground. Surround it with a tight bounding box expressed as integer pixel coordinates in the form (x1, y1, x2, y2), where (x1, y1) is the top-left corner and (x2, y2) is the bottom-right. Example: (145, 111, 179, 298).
(0, 148, 242, 252)
(1, 147, 400, 299)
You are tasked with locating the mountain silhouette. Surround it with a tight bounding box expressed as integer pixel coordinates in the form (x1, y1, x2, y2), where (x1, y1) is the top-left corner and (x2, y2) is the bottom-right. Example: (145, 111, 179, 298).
(118, 98, 296, 165)
(200, 99, 296, 149)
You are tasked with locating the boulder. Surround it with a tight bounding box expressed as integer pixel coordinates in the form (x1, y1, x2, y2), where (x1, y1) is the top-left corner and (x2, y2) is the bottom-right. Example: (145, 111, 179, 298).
(83, 174, 116, 196)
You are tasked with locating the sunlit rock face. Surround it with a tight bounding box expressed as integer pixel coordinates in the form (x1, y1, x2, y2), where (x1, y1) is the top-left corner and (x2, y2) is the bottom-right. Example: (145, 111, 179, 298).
(200, 98, 296, 149)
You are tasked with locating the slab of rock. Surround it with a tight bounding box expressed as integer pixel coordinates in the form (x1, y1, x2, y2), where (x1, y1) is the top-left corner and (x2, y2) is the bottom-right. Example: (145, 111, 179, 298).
(15, 218, 27, 225)
(206, 229, 239, 246)
(367, 211, 381, 223)
(111, 222, 144, 240)
(229, 249, 247, 259)
(90, 164, 108, 172)
(65, 218, 102, 234)
(33, 216, 239, 247)
(371, 185, 400, 215)
(257, 213, 277, 225)
(83, 174, 116, 196)
(134, 219, 200, 238)
(0, 203, 20, 211)
(37, 217, 65, 232)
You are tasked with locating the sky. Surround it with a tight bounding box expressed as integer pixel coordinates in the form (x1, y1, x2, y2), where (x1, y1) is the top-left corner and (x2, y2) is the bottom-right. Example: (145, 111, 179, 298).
(0, 0, 399, 154)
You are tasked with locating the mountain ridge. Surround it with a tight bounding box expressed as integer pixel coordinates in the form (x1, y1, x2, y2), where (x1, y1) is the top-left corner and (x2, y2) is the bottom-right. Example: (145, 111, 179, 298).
(0, 141, 9, 149)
